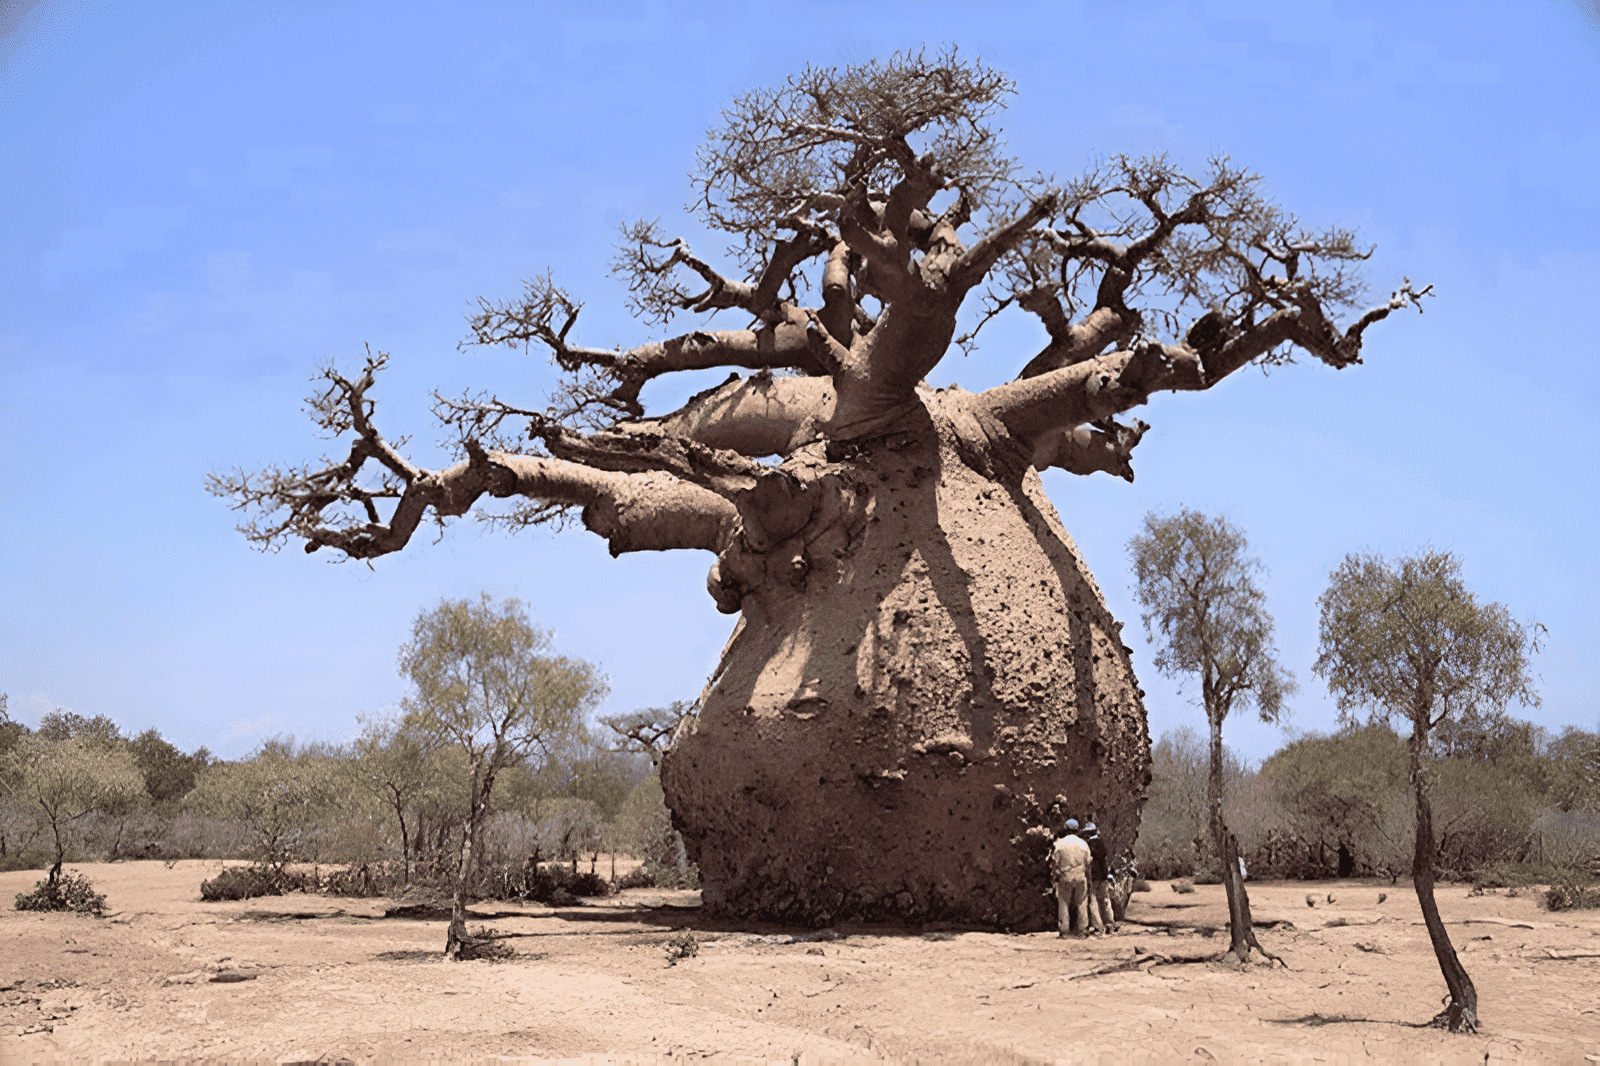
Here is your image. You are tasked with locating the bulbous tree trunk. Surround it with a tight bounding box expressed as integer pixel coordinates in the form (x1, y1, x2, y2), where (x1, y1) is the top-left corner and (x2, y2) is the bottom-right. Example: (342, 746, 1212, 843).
(662, 394, 1150, 930)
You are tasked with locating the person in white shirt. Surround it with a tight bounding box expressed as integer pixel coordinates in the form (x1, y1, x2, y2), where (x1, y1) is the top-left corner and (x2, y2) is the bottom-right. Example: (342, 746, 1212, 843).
(1049, 818, 1093, 937)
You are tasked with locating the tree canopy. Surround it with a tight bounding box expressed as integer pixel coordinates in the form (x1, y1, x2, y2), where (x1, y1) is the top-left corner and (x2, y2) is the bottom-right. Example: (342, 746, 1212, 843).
(209, 47, 1428, 588)
(398, 593, 606, 956)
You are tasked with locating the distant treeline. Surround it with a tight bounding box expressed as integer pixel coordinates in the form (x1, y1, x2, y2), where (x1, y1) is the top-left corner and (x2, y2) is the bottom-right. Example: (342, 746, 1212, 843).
(0, 702, 680, 885)
(1139, 715, 1600, 882)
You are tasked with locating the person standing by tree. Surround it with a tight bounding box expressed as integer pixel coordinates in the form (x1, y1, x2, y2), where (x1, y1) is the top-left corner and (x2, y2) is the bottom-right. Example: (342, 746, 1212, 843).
(398, 593, 606, 959)
(1080, 821, 1116, 934)
(1314, 549, 1541, 1034)
(1050, 818, 1093, 938)
(1128, 509, 1293, 964)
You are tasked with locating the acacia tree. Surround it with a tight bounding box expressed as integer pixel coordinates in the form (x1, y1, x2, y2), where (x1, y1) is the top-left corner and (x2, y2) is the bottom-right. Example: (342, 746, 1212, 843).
(600, 701, 695, 767)
(1128, 509, 1293, 962)
(1314, 549, 1541, 1033)
(211, 49, 1426, 928)
(398, 594, 605, 958)
(2, 735, 146, 872)
(350, 713, 451, 883)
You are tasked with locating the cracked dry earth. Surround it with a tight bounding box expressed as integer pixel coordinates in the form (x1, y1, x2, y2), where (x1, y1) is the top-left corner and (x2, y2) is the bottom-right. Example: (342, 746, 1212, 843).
(1, 861, 1597, 1064)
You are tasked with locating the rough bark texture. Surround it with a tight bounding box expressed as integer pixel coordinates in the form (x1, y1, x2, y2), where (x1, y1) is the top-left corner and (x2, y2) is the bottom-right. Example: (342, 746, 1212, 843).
(662, 389, 1148, 930)
(1411, 727, 1479, 1032)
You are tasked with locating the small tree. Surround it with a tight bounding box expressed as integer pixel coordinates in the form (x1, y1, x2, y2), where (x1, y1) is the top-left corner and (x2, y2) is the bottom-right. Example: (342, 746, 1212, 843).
(185, 746, 338, 872)
(1314, 548, 1541, 1033)
(127, 728, 211, 810)
(1128, 508, 1294, 963)
(398, 593, 606, 958)
(350, 713, 450, 883)
(2, 736, 145, 870)
(599, 701, 695, 767)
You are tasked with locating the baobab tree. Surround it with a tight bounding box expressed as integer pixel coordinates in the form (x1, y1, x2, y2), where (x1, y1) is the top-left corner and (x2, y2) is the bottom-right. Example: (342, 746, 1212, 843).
(211, 49, 1428, 929)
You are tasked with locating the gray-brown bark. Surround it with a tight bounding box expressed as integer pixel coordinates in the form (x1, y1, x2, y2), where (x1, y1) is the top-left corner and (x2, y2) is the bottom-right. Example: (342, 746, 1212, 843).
(1411, 717, 1479, 1032)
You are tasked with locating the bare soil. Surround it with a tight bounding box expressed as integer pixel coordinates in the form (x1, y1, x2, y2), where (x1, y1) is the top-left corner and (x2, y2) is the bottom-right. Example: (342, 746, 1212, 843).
(1, 861, 1596, 1064)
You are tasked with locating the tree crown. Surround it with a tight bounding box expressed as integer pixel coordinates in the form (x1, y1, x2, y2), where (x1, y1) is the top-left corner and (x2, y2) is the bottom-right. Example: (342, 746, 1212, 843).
(1312, 549, 1541, 732)
(398, 594, 607, 766)
(1127, 508, 1295, 726)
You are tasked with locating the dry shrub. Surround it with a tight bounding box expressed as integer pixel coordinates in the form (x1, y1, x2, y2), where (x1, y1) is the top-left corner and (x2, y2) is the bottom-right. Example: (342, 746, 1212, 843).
(14, 867, 107, 916)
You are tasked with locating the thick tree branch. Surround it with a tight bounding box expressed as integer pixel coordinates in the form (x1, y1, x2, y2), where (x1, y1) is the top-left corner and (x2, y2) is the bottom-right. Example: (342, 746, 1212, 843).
(980, 281, 1428, 479)
(626, 373, 837, 457)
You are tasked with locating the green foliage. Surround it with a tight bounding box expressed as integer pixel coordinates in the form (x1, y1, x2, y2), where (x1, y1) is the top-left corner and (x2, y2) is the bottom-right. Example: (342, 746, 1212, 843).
(1473, 861, 1586, 889)
(1545, 878, 1600, 912)
(127, 728, 211, 809)
(663, 929, 698, 966)
(398, 595, 606, 765)
(35, 709, 123, 747)
(0, 693, 27, 758)
(1314, 550, 1540, 734)
(184, 748, 340, 869)
(1127, 509, 1296, 730)
(2, 736, 147, 864)
(1261, 725, 1412, 877)
(14, 869, 107, 916)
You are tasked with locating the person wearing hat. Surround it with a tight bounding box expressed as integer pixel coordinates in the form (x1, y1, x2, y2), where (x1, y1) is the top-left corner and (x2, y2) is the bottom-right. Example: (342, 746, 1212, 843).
(1049, 818, 1094, 937)
(1080, 821, 1116, 934)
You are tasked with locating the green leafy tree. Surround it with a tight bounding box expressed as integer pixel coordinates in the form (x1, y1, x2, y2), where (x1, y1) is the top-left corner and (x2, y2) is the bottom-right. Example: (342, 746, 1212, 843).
(185, 746, 339, 871)
(1128, 508, 1294, 963)
(1314, 548, 1542, 1034)
(35, 709, 123, 748)
(1261, 725, 1412, 877)
(1545, 726, 1600, 814)
(0, 693, 28, 757)
(127, 728, 212, 809)
(1, 736, 146, 869)
(350, 713, 452, 883)
(398, 593, 606, 958)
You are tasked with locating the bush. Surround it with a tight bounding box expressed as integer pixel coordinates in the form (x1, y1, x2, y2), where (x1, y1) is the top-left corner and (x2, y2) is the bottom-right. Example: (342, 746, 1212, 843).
(199, 865, 302, 901)
(615, 865, 658, 890)
(1131, 879, 1151, 893)
(1545, 877, 1600, 912)
(1171, 879, 1195, 894)
(14, 868, 108, 916)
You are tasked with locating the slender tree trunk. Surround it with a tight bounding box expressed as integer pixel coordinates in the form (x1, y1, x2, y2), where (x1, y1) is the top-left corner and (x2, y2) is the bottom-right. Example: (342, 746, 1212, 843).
(1410, 723, 1479, 1032)
(445, 773, 482, 959)
(1207, 718, 1250, 960)
(1209, 716, 1279, 965)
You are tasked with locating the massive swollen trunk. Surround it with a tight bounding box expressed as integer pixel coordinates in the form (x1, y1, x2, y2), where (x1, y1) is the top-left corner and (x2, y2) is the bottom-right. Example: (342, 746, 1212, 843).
(662, 390, 1151, 931)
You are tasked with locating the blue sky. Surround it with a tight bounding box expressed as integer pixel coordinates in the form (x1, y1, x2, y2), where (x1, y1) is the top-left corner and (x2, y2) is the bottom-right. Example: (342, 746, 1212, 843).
(2, 0, 1596, 764)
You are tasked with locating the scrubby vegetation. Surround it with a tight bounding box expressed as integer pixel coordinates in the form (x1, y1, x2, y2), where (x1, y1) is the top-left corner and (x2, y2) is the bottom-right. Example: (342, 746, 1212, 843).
(0, 697, 692, 904)
(14, 865, 108, 916)
(1136, 717, 1599, 886)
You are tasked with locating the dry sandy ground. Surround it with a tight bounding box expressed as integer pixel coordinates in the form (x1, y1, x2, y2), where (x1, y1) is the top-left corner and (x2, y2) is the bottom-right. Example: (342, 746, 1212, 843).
(0, 861, 1596, 1065)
